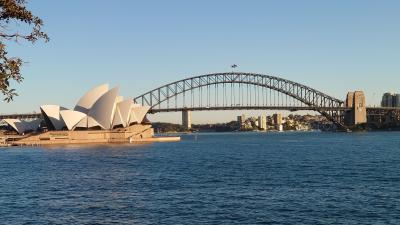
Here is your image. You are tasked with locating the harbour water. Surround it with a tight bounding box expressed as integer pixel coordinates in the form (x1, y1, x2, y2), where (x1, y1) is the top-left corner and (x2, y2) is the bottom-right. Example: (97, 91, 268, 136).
(1, 132, 400, 224)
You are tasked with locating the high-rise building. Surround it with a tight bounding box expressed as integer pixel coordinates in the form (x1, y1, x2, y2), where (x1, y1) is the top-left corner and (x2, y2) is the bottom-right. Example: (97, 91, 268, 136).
(382, 93, 393, 107)
(273, 113, 282, 125)
(238, 114, 246, 125)
(381, 93, 400, 107)
(273, 113, 282, 130)
(258, 115, 267, 130)
(395, 94, 400, 107)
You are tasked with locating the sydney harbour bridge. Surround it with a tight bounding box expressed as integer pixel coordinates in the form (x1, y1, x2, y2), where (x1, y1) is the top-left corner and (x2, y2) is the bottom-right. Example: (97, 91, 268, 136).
(1, 72, 399, 130)
(132, 72, 400, 130)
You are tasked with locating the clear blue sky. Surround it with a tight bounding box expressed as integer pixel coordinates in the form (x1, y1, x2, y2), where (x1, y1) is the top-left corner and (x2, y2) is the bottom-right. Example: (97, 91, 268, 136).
(1, 0, 400, 123)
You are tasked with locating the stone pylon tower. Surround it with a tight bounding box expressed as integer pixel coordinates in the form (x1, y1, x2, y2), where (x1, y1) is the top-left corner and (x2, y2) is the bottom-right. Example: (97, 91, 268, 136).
(345, 91, 367, 126)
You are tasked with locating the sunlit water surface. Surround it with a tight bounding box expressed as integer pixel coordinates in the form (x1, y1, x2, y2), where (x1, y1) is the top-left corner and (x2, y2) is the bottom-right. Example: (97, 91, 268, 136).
(1, 132, 400, 224)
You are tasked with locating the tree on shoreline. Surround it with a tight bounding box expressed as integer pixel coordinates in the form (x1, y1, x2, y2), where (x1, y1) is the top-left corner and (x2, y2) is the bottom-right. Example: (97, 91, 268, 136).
(0, 0, 48, 102)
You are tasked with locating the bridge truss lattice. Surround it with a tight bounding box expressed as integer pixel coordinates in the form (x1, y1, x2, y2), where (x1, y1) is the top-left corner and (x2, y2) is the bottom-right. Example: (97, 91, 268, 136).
(134, 72, 348, 128)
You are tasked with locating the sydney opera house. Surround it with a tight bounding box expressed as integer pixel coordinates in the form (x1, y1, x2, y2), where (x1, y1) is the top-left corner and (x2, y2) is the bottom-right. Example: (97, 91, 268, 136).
(40, 84, 150, 132)
(0, 84, 170, 145)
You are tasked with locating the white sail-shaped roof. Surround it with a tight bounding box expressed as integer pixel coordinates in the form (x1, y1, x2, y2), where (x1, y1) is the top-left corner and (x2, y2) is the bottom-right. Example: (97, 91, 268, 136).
(116, 96, 124, 103)
(74, 84, 109, 114)
(2, 119, 24, 134)
(128, 103, 141, 124)
(38, 84, 152, 131)
(60, 110, 87, 130)
(40, 105, 66, 130)
(75, 117, 87, 128)
(113, 99, 133, 128)
(75, 116, 102, 128)
(128, 110, 138, 124)
(111, 96, 125, 128)
(73, 116, 100, 129)
(87, 116, 102, 128)
(112, 108, 124, 127)
(88, 86, 119, 129)
(2, 119, 41, 134)
(130, 105, 150, 124)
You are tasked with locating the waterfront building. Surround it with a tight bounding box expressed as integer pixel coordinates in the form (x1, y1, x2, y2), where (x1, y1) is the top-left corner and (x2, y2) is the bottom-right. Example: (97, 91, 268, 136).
(381, 93, 400, 107)
(395, 94, 400, 107)
(381, 93, 393, 107)
(273, 113, 282, 125)
(0, 84, 178, 146)
(258, 115, 267, 130)
(237, 114, 246, 129)
(43, 84, 151, 131)
(238, 114, 246, 125)
(273, 113, 282, 130)
(1, 84, 151, 134)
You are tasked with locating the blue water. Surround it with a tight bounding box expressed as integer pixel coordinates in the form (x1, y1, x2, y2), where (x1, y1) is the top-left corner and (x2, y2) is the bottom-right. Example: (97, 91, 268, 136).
(1, 132, 400, 224)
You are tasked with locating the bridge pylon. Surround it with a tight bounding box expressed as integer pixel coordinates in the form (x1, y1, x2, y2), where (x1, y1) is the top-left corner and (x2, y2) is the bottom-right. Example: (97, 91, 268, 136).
(344, 91, 367, 126)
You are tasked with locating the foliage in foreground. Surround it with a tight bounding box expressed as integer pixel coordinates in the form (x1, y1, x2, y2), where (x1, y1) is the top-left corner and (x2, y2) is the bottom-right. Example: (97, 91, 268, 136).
(0, 0, 48, 102)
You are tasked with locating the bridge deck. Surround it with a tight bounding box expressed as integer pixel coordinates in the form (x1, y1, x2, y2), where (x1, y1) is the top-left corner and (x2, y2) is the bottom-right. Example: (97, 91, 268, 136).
(149, 106, 353, 113)
(1, 107, 400, 118)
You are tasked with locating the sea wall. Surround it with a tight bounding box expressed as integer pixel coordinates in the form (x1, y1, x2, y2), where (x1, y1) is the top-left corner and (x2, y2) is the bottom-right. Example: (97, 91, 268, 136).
(11, 124, 155, 146)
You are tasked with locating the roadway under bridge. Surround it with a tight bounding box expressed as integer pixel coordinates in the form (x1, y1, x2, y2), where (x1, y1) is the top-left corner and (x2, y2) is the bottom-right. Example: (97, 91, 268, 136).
(0, 113, 42, 120)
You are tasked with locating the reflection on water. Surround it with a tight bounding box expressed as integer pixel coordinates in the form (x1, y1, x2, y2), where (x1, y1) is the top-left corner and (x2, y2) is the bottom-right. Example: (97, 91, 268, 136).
(42, 142, 153, 150)
(1, 132, 400, 224)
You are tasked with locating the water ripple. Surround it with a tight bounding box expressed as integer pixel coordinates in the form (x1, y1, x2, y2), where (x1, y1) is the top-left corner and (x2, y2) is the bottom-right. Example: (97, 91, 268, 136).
(1, 132, 400, 224)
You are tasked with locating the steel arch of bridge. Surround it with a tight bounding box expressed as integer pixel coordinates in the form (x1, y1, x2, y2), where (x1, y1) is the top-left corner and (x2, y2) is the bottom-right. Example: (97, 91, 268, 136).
(134, 72, 346, 127)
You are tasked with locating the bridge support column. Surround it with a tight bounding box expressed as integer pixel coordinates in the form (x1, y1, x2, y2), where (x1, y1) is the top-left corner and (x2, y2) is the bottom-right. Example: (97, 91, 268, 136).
(182, 109, 192, 130)
(344, 91, 367, 126)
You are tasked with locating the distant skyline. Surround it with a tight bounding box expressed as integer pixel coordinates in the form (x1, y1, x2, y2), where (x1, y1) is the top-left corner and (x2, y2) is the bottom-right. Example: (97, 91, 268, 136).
(1, 0, 400, 124)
